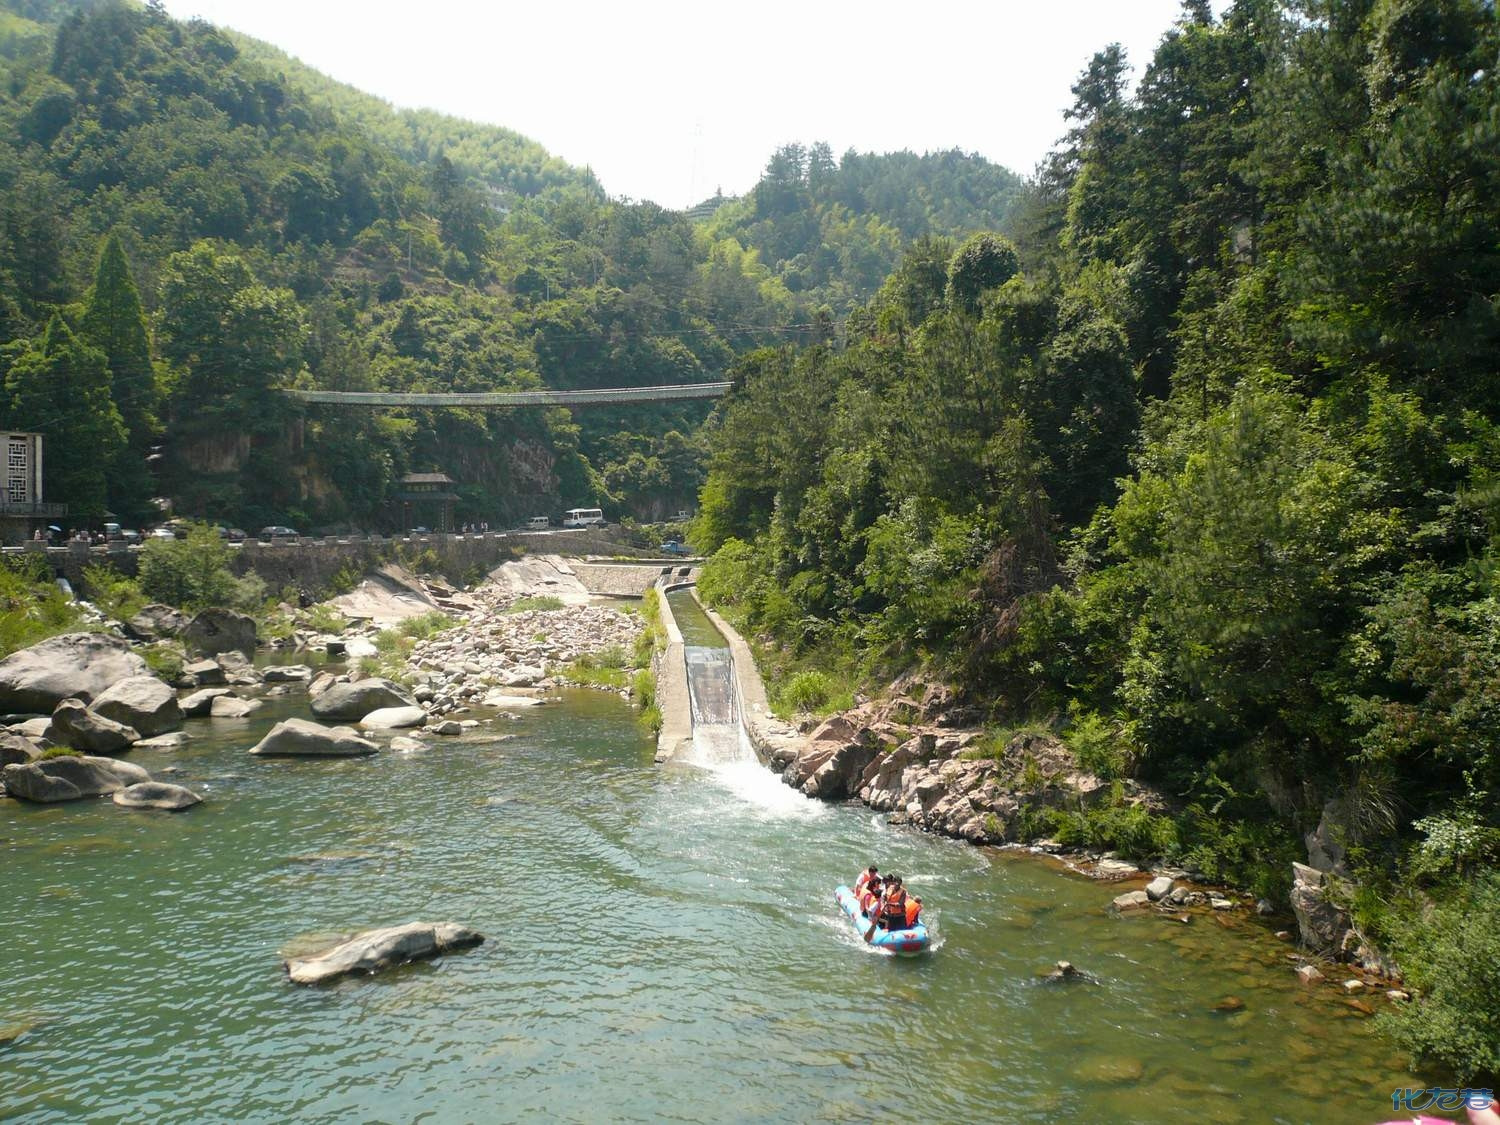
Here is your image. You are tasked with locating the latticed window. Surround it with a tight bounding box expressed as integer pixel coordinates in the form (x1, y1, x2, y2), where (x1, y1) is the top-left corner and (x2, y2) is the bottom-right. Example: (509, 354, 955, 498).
(7, 477, 26, 502)
(7, 440, 27, 473)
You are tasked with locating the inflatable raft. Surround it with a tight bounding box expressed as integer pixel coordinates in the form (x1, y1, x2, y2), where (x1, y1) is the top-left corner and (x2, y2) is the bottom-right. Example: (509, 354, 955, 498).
(834, 885, 931, 955)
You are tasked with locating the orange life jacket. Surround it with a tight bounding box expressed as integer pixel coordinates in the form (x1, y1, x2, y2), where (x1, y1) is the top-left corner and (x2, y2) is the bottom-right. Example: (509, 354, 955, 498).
(904, 898, 921, 927)
(859, 888, 881, 916)
(854, 871, 875, 898)
(880, 887, 908, 926)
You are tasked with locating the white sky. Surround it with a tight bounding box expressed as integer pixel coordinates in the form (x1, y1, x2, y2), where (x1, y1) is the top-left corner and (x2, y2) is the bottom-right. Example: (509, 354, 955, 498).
(161, 0, 1211, 210)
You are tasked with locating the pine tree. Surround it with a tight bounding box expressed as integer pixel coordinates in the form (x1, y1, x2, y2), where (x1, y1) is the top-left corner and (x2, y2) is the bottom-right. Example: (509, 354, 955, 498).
(5, 316, 126, 520)
(80, 232, 158, 522)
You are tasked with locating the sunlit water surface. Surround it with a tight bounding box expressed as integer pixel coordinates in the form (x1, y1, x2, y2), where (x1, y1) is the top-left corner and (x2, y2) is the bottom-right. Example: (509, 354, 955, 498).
(1, 682, 1431, 1123)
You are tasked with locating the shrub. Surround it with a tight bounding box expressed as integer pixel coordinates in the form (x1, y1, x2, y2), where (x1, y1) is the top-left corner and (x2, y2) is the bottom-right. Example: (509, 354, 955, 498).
(303, 603, 349, 635)
(1064, 706, 1133, 780)
(141, 642, 184, 682)
(0, 555, 82, 657)
(1381, 872, 1500, 1082)
(638, 702, 662, 734)
(631, 667, 655, 708)
(780, 670, 832, 713)
(82, 564, 145, 622)
(138, 522, 262, 611)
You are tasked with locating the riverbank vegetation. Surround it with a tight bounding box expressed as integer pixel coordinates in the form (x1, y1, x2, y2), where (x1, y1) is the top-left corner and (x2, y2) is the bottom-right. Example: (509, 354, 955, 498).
(695, 0, 1500, 1080)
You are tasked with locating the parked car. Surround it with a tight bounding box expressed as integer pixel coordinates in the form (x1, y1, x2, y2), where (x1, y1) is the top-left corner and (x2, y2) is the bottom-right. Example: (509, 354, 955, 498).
(146, 527, 176, 540)
(214, 526, 247, 542)
(659, 540, 693, 556)
(258, 525, 299, 540)
(526, 516, 551, 530)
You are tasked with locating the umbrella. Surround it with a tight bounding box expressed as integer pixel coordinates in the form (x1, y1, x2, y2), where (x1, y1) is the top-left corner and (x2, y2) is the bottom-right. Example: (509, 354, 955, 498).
(47, 525, 61, 532)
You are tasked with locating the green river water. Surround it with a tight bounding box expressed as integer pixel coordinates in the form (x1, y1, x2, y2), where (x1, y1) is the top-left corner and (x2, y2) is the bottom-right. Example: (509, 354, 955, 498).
(0, 605, 1435, 1123)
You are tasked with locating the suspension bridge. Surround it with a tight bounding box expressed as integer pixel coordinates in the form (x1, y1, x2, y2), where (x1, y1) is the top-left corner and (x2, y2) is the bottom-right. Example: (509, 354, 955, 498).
(288, 382, 731, 408)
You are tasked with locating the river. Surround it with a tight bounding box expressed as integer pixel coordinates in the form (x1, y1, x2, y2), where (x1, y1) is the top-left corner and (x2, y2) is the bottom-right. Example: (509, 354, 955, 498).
(0, 645, 1430, 1122)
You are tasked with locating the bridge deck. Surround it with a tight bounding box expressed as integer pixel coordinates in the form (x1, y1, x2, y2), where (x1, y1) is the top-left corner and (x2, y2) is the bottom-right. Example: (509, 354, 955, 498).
(289, 383, 731, 407)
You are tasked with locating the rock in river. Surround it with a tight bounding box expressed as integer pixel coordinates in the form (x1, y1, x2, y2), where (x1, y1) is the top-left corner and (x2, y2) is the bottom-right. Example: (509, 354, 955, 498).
(113, 781, 202, 811)
(182, 608, 257, 658)
(2, 755, 150, 802)
(358, 706, 427, 731)
(310, 678, 415, 721)
(89, 676, 184, 738)
(209, 695, 262, 720)
(250, 718, 378, 758)
(0, 633, 148, 713)
(284, 921, 484, 985)
(49, 699, 140, 753)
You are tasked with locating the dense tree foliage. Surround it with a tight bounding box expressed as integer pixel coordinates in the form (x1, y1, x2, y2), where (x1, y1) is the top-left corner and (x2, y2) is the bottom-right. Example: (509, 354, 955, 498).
(695, 0, 1500, 1079)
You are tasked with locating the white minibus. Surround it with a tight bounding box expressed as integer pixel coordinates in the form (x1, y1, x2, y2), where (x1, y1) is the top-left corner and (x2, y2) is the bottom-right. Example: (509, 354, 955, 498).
(562, 508, 606, 529)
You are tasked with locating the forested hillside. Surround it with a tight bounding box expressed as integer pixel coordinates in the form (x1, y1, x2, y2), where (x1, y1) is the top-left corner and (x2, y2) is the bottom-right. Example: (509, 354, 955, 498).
(0, 0, 827, 529)
(703, 143, 1024, 314)
(696, 0, 1500, 1080)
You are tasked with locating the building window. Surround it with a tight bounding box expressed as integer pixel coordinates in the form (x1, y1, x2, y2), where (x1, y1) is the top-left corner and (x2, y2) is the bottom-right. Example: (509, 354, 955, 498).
(8, 440, 27, 473)
(8, 476, 26, 503)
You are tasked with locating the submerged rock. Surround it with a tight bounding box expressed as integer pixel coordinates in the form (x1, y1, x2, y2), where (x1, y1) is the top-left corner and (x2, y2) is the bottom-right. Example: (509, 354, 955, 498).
(283, 921, 484, 985)
(1111, 890, 1151, 911)
(180, 688, 231, 717)
(112, 782, 202, 811)
(209, 695, 261, 720)
(1042, 960, 1099, 985)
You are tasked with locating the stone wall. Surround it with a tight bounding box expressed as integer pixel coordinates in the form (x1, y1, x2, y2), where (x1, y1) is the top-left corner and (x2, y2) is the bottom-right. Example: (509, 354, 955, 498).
(34, 529, 656, 596)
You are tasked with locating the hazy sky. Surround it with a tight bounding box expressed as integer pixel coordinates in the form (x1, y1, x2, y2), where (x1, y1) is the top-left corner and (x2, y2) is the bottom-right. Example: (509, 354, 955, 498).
(160, 1, 1209, 209)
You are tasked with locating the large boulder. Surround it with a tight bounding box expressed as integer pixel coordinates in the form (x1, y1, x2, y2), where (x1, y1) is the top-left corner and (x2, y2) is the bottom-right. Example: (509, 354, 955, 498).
(183, 659, 227, 686)
(182, 609, 258, 658)
(123, 604, 187, 642)
(284, 922, 484, 985)
(112, 781, 202, 811)
(250, 718, 378, 758)
(311, 679, 415, 721)
(49, 699, 140, 753)
(0, 633, 149, 713)
(801, 739, 882, 800)
(2, 755, 150, 802)
(1289, 862, 1354, 954)
(89, 677, 184, 738)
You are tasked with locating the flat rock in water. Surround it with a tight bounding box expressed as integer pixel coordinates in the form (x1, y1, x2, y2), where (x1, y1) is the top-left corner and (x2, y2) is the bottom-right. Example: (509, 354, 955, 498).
(263, 665, 312, 684)
(1091, 858, 1139, 881)
(49, 699, 140, 753)
(90, 676, 183, 738)
(388, 736, 426, 753)
(1111, 890, 1151, 911)
(1295, 964, 1325, 985)
(283, 921, 484, 985)
(112, 781, 202, 811)
(432, 721, 463, 736)
(250, 718, 378, 758)
(358, 706, 426, 730)
(1074, 1056, 1145, 1085)
(134, 732, 189, 751)
(0, 633, 149, 713)
(209, 695, 262, 719)
(481, 692, 547, 710)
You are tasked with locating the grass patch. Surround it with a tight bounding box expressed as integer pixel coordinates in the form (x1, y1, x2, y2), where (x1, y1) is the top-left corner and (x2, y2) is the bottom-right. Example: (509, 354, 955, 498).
(0, 554, 84, 658)
(506, 596, 564, 614)
(82, 564, 145, 622)
(38, 746, 82, 760)
(141, 642, 185, 682)
(302, 603, 348, 635)
(565, 645, 631, 689)
(359, 611, 455, 681)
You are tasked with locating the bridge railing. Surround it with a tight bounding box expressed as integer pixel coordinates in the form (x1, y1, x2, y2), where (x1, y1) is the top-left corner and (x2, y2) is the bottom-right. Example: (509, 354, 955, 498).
(288, 382, 731, 408)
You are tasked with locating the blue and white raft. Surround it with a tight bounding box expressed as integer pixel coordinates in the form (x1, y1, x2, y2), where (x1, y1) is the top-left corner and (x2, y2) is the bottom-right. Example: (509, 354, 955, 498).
(834, 885, 931, 955)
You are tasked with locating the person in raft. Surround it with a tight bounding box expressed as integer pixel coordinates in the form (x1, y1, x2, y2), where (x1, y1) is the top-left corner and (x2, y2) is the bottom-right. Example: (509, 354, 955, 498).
(878, 875, 911, 932)
(858, 875, 884, 920)
(854, 865, 879, 898)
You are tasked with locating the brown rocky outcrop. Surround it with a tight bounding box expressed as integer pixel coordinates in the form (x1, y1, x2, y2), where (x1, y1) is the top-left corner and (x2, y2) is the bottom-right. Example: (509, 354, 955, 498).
(0, 633, 149, 713)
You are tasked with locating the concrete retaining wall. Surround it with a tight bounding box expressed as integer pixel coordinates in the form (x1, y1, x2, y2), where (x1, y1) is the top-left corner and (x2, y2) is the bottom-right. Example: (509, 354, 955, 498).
(694, 591, 799, 766)
(652, 583, 693, 763)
